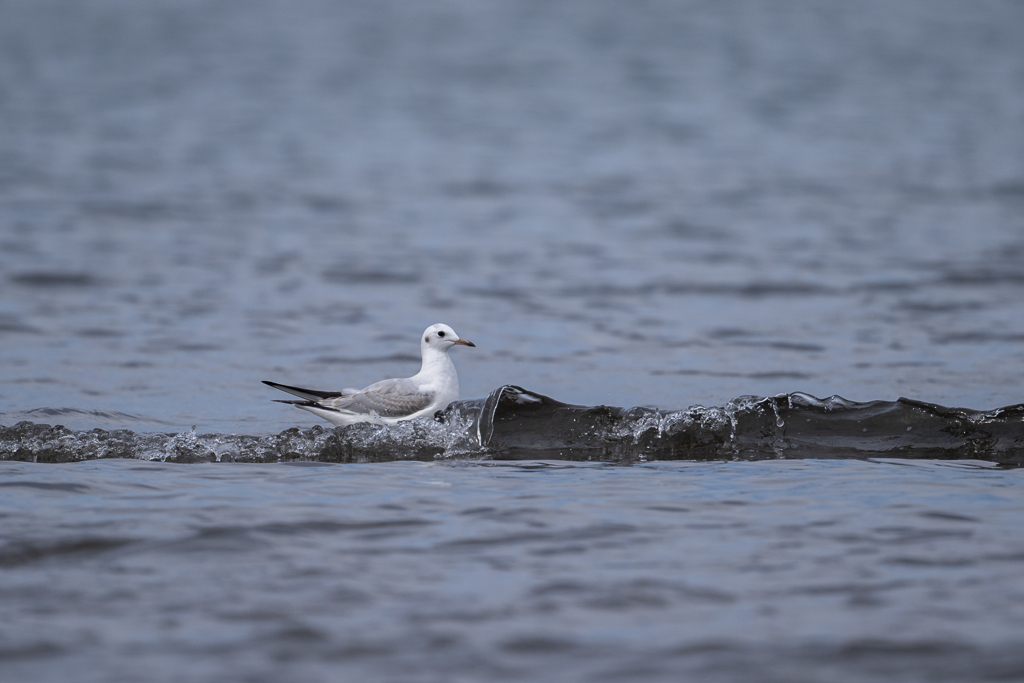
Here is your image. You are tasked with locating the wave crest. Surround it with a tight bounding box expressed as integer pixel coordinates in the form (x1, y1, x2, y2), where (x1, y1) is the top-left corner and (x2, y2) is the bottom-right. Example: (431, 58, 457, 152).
(2, 386, 1022, 464)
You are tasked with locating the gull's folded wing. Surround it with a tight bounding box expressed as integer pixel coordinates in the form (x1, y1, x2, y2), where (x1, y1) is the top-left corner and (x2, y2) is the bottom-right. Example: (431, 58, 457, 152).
(320, 378, 435, 418)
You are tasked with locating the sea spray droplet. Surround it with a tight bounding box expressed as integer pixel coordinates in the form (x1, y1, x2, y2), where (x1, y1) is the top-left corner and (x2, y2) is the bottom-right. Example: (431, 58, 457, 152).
(164, 427, 217, 463)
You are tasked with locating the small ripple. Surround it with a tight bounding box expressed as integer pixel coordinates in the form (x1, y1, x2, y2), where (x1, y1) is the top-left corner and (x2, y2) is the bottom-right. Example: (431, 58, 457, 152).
(0, 642, 65, 660)
(443, 523, 636, 548)
(0, 537, 134, 567)
(932, 331, 1024, 344)
(0, 481, 90, 493)
(444, 180, 515, 197)
(74, 327, 124, 338)
(0, 316, 41, 334)
(10, 272, 98, 287)
(321, 268, 420, 284)
(255, 519, 433, 535)
(918, 511, 980, 523)
(501, 635, 579, 654)
(885, 556, 975, 567)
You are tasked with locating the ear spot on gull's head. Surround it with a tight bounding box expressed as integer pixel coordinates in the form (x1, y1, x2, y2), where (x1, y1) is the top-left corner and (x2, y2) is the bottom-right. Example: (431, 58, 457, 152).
(424, 336, 430, 343)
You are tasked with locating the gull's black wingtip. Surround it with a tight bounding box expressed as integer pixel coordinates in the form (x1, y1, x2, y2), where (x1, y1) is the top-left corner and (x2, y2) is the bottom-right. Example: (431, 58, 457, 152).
(263, 381, 345, 401)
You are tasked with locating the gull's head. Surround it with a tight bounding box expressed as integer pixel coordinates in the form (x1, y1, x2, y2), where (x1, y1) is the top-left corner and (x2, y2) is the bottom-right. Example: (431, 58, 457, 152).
(422, 323, 475, 353)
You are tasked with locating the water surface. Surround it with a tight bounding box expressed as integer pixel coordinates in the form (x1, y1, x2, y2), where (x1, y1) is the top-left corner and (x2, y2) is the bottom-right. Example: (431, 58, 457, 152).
(1, 2, 1023, 681)
(2, 458, 1022, 683)
(1, 0, 1023, 432)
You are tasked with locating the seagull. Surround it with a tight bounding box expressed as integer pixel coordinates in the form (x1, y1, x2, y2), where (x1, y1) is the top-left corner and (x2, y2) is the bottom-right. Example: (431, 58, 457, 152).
(263, 323, 475, 426)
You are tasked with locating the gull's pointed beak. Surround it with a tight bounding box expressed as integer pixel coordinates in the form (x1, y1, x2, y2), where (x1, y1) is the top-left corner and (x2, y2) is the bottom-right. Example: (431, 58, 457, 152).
(454, 338, 476, 347)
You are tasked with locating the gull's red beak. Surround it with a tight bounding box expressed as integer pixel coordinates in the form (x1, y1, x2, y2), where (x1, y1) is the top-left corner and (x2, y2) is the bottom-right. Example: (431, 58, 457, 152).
(453, 338, 476, 347)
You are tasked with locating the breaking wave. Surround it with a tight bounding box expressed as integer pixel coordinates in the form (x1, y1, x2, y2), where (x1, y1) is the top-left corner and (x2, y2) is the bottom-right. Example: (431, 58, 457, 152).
(2, 386, 1023, 464)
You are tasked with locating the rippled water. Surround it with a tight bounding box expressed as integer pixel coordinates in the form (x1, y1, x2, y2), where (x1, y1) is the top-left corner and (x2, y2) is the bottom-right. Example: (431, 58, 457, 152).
(2, 0, 1023, 433)
(2, 459, 1024, 683)
(2, 0, 1024, 680)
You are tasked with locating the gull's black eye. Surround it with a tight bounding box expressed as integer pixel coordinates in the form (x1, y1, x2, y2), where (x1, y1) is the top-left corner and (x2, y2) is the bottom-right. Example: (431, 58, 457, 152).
(438, 331, 445, 337)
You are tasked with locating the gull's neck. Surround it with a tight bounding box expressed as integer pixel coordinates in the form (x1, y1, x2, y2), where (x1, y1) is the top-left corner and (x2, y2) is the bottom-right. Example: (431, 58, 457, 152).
(414, 341, 461, 405)
(417, 344, 457, 382)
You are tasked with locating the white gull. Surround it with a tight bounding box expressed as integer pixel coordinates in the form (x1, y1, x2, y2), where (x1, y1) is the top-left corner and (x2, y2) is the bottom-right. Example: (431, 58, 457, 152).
(263, 323, 475, 426)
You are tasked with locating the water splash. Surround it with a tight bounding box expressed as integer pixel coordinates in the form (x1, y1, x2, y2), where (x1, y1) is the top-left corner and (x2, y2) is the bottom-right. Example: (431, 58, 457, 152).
(2, 386, 1023, 464)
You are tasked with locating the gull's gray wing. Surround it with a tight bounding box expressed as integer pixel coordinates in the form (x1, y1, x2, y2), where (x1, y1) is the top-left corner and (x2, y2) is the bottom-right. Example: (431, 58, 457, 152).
(319, 378, 435, 417)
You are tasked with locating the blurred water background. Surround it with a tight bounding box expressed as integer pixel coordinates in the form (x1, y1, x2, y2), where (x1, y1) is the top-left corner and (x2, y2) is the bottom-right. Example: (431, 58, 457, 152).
(1, 0, 1023, 432)
(2, 0, 1024, 681)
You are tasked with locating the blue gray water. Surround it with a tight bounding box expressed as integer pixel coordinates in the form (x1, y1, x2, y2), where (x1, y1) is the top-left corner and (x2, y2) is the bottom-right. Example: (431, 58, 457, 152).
(2, 0, 1024, 680)
(2, 459, 1024, 683)
(2, 0, 1023, 431)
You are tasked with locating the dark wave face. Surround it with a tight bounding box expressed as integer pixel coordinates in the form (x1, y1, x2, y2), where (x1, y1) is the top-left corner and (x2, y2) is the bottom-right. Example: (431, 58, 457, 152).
(3, 387, 1022, 465)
